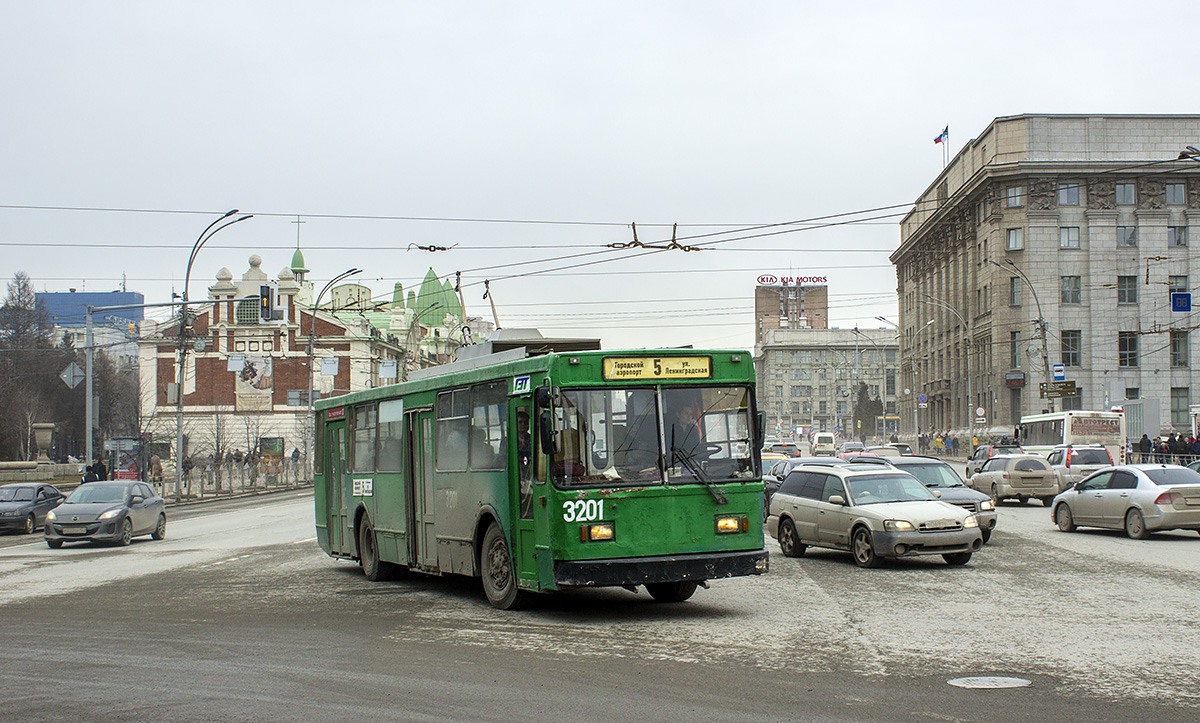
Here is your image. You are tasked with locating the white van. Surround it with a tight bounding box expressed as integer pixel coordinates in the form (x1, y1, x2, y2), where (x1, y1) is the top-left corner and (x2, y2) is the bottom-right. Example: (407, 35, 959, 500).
(812, 432, 837, 456)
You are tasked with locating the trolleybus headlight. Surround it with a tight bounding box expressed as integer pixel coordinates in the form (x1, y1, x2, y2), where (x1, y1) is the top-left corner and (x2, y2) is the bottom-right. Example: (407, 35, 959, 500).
(978, 500, 995, 511)
(715, 515, 748, 534)
(883, 520, 914, 532)
(582, 523, 614, 542)
(963, 515, 979, 528)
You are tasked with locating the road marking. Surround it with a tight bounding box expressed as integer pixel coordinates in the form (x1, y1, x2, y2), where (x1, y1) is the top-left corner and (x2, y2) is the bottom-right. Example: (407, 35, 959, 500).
(292, 537, 317, 544)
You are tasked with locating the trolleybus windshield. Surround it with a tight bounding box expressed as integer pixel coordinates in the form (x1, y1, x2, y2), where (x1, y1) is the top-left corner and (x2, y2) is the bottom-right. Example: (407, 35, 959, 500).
(551, 385, 755, 486)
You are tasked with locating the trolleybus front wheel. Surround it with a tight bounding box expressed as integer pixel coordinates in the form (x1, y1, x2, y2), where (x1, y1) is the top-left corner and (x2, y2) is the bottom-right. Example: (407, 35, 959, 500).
(359, 518, 396, 582)
(645, 581, 698, 603)
(481, 522, 526, 610)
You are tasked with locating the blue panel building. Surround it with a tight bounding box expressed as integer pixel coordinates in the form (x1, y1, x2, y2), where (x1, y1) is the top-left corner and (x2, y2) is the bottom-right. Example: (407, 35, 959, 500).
(37, 290, 145, 327)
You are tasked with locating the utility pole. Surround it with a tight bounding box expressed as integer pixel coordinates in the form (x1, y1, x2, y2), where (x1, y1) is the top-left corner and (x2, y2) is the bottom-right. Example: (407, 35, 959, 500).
(990, 259, 1054, 414)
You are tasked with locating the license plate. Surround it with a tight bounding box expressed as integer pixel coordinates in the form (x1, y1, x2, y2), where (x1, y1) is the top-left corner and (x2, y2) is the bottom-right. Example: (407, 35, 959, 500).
(64, 527, 87, 534)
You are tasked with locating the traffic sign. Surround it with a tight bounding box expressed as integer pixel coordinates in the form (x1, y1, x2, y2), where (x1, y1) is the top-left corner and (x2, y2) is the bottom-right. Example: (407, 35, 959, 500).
(60, 362, 84, 389)
(1039, 380, 1077, 399)
(1172, 292, 1192, 312)
(1052, 364, 1065, 382)
(975, 417, 987, 425)
(918, 402, 929, 409)
(974, 406, 986, 418)
(917, 393, 928, 403)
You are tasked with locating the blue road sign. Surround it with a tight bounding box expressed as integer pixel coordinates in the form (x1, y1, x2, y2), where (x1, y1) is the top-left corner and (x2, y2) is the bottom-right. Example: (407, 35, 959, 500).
(1052, 364, 1065, 382)
(917, 393, 928, 403)
(1172, 292, 1192, 312)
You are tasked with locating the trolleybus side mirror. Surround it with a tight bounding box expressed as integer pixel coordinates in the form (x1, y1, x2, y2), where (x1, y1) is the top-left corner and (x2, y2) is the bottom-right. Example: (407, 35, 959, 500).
(755, 411, 765, 451)
(535, 386, 559, 410)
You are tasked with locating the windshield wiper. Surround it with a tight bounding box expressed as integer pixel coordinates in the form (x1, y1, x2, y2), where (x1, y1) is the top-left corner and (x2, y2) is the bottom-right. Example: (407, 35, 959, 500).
(670, 429, 727, 505)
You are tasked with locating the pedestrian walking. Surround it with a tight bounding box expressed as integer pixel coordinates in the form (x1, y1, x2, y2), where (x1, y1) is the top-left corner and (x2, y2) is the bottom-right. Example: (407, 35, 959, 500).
(1139, 434, 1152, 464)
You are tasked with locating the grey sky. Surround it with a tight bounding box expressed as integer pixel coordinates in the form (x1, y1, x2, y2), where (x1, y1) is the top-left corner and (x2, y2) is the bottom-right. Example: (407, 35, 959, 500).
(2, 1, 1196, 350)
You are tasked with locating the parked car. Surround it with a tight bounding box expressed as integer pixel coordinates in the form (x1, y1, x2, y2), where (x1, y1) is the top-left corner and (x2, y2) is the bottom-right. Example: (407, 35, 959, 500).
(968, 454, 1058, 505)
(812, 433, 837, 457)
(763, 457, 851, 518)
(1046, 444, 1114, 493)
(45, 481, 166, 548)
(965, 443, 1025, 478)
(0, 483, 65, 535)
(1051, 464, 1200, 539)
(885, 442, 914, 455)
(838, 441, 871, 460)
(766, 463, 983, 567)
(846, 455, 998, 543)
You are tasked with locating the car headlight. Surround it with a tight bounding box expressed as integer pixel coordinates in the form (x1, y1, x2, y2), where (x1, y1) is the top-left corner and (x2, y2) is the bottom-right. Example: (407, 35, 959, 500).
(98, 508, 123, 520)
(963, 514, 979, 528)
(46, 509, 57, 521)
(883, 520, 914, 532)
(1, 510, 18, 517)
(978, 500, 995, 511)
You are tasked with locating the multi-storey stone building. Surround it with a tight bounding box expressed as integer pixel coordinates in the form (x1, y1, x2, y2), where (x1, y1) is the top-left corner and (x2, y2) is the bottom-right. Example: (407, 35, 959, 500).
(892, 114, 1200, 438)
(754, 282, 828, 342)
(755, 326, 899, 441)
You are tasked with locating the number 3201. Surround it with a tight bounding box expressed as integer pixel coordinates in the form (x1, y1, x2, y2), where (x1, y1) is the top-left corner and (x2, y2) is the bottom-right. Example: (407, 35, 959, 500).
(562, 499, 604, 522)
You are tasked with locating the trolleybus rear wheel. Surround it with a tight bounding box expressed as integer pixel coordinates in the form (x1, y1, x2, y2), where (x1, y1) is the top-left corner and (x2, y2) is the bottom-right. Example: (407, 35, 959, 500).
(645, 581, 698, 603)
(481, 522, 526, 610)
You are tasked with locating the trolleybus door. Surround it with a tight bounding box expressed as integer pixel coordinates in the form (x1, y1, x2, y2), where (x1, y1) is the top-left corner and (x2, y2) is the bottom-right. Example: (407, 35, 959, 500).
(512, 400, 537, 581)
(327, 424, 348, 554)
(407, 410, 438, 570)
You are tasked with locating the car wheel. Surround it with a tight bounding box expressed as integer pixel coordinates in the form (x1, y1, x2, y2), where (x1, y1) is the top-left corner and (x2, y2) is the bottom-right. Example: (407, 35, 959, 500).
(46, 539, 63, 549)
(1041, 496, 1056, 507)
(118, 519, 132, 546)
(778, 519, 805, 558)
(23, 514, 35, 535)
(358, 518, 394, 582)
(943, 552, 972, 566)
(990, 483, 1001, 503)
(851, 527, 882, 568)
(1125, 508, 1149, 540)
(1055, 504, 1076, 532)
(980, 528, 992, 544)
(481, 522, 526, 610)
(151, 514, 166, 540)
(1017, 495, 1028, 505)
(646, 581, 699, 603)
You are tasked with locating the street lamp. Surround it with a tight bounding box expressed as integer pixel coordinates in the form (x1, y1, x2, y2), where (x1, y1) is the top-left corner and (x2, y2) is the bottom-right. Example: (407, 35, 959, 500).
(307, 268, 362, 482)
(401, 302, 446, 380)
(920, 294, 973, 441)
(876, 316, 932, 437)
(851, 328, 887, 441)
(175, 210, 253, 499)
(989, 258, 1054, 414)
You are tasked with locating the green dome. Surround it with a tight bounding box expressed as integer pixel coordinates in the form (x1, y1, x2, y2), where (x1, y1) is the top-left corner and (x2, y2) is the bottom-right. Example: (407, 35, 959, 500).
(290, 248, 309, 275)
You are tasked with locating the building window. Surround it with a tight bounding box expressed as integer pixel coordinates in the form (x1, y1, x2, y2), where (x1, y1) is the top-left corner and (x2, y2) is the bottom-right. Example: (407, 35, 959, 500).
(1166, 183, 1186, 205)
(1061, 389, 1083, 412)
(1169, 275, 1188, 294)
(1169, 226, 1188, 247)
(1006, 186, 1024, 207)
(1118, 332, 1139, 367)
(1171, 330, 1189, 368)
(1058, 183, 1080, 206)
(1117, 276, 1138, 304)
(1171, 387, 1191, 428)
(1115, 183, 1136, 205)
(774, 385, 783, 398)
(1009, 277, 1022, 306)
(1010, 331, 1021, 370)
(1061, 330, 1082, 367)
(1125, 387, 1140, 400)
(286, 390, 320, 406)
(1117, 226, 1138, 247)
(1059, 227, 1080, 249)
(885, 370, 896, 396)
(790, 402, 800, 414)
(818, 401, 827, 415)
(790, 385, 802, 397)
(1006, 228, 1024, 250)
(1061, 276, 1082, 304)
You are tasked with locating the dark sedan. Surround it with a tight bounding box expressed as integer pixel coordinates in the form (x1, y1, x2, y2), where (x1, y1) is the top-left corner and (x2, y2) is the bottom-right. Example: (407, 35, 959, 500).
(0, 483, 65, 534)
(45, 481, 166, 548)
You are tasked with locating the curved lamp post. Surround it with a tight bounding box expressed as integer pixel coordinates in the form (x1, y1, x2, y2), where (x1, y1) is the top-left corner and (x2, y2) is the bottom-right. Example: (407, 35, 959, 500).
(920, 294, 972, 440)
(175, 210, 253, 498)
(990, 258, 1054, 414)
(306, 268, 362, 482)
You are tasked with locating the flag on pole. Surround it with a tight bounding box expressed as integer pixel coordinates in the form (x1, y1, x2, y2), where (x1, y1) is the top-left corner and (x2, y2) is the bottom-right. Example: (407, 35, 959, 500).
(933, 126, 949, 144)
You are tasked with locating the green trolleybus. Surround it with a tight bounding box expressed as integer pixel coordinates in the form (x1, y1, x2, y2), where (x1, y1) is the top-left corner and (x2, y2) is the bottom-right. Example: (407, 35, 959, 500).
(313, 346, 768, 609)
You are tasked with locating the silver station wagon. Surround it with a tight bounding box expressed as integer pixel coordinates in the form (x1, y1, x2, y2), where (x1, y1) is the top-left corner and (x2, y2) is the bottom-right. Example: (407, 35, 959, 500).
(766, 463, 983, 568)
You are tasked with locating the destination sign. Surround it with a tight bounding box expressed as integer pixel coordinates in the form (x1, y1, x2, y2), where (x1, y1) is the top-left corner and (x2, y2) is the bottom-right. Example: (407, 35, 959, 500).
(602, 356, 712, 381)
(1038, 381, 1077, 399)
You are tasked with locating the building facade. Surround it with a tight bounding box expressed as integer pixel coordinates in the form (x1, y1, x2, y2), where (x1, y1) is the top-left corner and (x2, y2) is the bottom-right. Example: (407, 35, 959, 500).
(755, 327, 899, 441)
(892, 114, 1200, 438)
(754, 282, 828, 342)
(38, 289, 144, 368)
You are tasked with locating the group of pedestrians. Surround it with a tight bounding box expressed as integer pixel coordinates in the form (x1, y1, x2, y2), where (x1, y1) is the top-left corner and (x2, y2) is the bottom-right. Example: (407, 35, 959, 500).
(917, 430, 958, 457)
(81, 459, 108, 483)
(1134, 432, 1200, 464)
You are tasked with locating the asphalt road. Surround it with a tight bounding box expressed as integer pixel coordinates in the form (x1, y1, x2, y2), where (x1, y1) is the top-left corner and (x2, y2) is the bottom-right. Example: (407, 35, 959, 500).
(1, 492, 1198, 722)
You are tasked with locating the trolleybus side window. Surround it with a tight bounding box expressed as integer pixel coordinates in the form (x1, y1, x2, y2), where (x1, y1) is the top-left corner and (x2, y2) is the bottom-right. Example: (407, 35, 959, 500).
(470, 381, 507, 471)
(436, 389, 470, 472)
(352, 404, 377, 473)
(377, 399, 404, 472)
